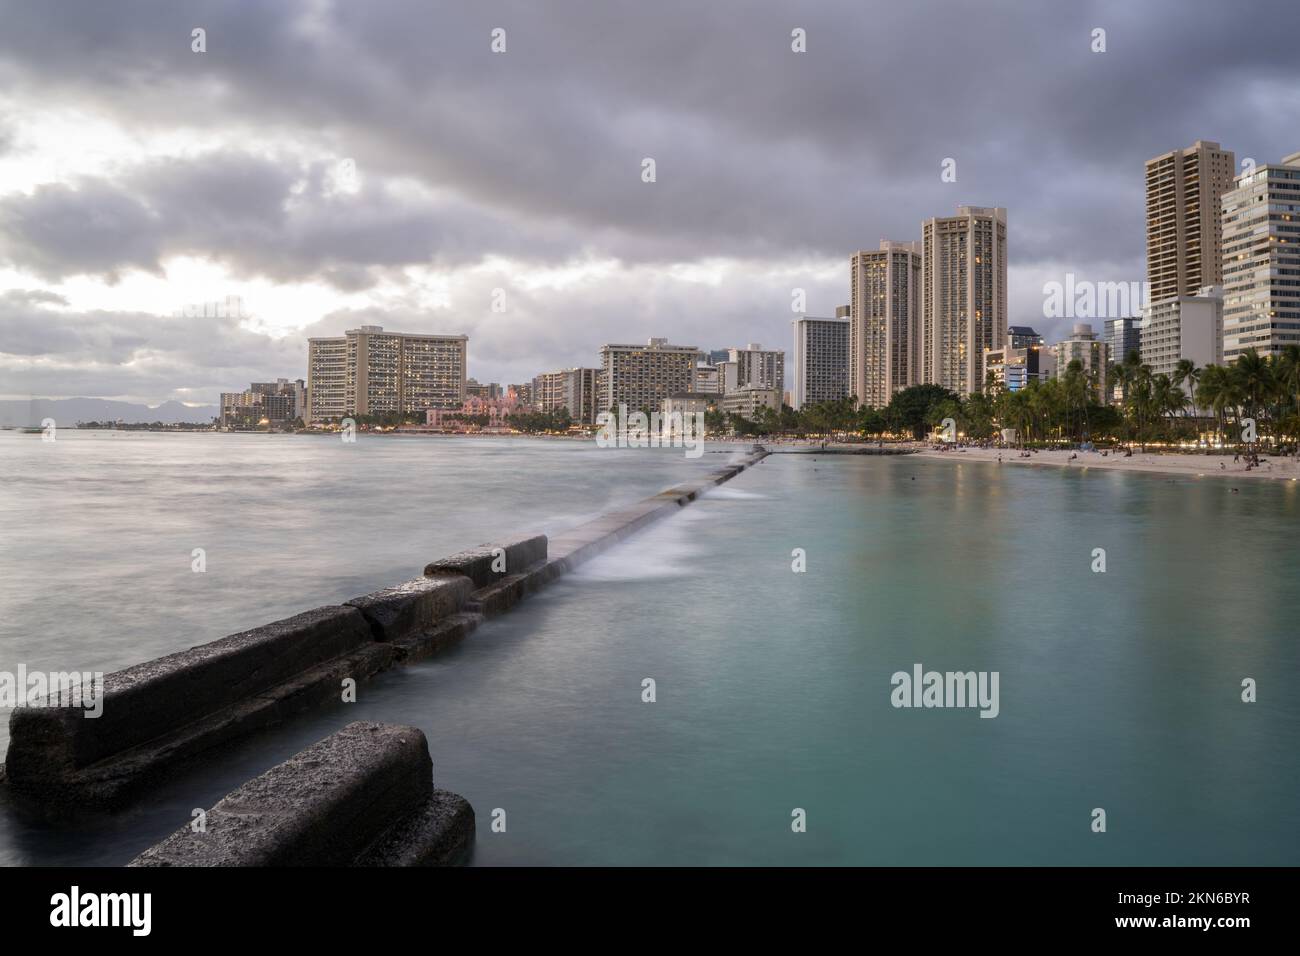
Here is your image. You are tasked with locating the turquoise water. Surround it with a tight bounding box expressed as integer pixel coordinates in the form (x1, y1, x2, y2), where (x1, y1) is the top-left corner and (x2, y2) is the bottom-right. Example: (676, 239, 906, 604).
(1, 433, 1297, 865)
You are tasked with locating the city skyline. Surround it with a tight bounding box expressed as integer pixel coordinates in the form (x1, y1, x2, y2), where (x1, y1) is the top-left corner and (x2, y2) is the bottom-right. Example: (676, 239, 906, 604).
(2, 1, 1300, 407)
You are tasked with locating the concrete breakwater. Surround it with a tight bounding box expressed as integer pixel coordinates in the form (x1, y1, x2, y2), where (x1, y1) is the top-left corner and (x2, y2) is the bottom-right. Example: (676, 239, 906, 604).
(131, 721, 473, 867)
(2, 446, 769, 821)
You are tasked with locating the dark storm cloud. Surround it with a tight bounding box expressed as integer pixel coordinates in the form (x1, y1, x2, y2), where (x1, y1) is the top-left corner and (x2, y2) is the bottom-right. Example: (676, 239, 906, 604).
(1, 0, 1299, 396)
(0, 151, 595, 286)
(2, 0, 1298, 270)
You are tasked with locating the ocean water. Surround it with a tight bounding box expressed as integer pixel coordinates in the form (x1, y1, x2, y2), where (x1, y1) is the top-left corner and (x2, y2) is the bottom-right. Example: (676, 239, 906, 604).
(1, 432, 1297, 865)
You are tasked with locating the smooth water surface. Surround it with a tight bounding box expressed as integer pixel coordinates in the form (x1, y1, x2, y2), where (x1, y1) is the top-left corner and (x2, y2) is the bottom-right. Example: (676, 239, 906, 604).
(1, 433, 1296, 865)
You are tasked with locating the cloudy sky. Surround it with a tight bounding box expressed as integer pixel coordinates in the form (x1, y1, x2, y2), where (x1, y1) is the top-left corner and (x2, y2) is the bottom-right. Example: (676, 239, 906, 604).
(1, 0, 1298, 405)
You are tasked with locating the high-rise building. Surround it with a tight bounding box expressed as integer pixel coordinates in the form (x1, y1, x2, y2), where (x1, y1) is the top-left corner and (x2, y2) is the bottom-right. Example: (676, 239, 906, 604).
(1145, 140, 1236, 305)
(726, 343, 785, 392)
(532, 367, 600, 423)
(714, 361, 738, 393)
(598, 338, 703, 414)
(1221, 150, 1300, 360)
(791, 314, 850, 410)
(1141, 286, 1224, 381)
(850, 240, 922, 407)
(307, 326, 466, 421)
(1051, 323, 1110, 400)
(920, 206, 1008, 397)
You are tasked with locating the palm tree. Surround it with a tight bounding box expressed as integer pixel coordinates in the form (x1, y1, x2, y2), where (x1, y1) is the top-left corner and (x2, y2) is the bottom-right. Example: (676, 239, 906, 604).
(1197, 364, 1243, 449)
(1232, 349, 1273, 447)
(1172, 359, 1200, 414)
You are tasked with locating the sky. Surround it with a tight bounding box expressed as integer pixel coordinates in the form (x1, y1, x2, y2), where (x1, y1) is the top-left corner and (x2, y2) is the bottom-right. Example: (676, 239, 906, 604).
(1, 0, 1299, 405)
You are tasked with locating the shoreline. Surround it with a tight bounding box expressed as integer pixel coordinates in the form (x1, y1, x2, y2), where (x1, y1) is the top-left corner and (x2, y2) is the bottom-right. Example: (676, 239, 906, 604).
(915, 446, 1300, 482)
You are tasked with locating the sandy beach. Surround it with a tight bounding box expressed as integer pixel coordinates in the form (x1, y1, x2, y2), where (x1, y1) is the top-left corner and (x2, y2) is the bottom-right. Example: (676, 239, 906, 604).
(915, 446, 1300, 482)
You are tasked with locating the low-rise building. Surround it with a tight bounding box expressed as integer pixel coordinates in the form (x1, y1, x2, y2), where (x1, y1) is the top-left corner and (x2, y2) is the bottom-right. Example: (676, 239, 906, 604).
(720, 386, 781, 418)
(426, 394, 525, 431)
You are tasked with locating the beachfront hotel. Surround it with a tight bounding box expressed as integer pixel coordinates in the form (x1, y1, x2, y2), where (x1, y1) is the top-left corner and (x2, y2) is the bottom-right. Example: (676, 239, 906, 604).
(850, 241, 923, 407)
(1220, 150, 1300, 359)
(1145, 140, 1236, 305)
(306, 325, 467, 421)
(598, 338, 704, 415)
(1140, 286, 1223, 379)
(791, 313, 850, 410)
(919, 206, 1008, 397)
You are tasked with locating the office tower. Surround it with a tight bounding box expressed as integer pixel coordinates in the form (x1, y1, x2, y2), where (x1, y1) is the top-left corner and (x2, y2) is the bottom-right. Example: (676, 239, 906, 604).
(532, 367, 600, 423)
(1104, 317, 1144, 366)
(850, 240, 922, 407)
(1140, 286, 1224, 380)
(920, 206, 1008, 397)
(1221, 151, 1300, 360)
(791, 314, 850, 410)
(727, 343, 785, 391)
(306, 326, 467, 421)
(1145, 140, 1236, 304)
(1051, 323, 1110, 399)
(598, 338, 704, 414)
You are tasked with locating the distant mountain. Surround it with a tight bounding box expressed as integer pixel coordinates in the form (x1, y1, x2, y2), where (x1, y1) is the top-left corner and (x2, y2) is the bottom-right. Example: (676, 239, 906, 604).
(0, 398, 218, 427)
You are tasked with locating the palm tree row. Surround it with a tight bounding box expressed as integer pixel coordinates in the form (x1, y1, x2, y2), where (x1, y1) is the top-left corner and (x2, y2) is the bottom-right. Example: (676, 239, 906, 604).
(711, 346, 1300, 451)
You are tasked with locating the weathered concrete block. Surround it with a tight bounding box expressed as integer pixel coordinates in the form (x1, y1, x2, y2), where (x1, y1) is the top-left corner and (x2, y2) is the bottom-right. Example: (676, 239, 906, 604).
(355, 789, 475, 866)
(423, 534, 547, 587)
(389, 611, 482, 662)
(346, 575, 473, 643)
(4, 606, 373, 786)
(129, 722, 472, 867)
